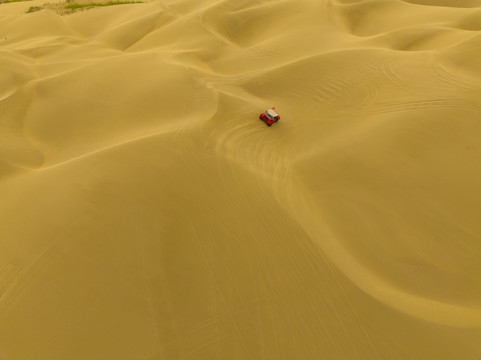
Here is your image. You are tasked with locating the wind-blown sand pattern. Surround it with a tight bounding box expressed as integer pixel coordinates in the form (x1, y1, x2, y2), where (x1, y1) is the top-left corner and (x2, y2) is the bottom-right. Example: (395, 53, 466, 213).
(1, 0, 481, 358)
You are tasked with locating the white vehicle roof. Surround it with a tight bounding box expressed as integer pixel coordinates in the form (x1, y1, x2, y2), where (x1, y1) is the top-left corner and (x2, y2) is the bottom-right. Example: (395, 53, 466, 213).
(266, 109, 278, 117)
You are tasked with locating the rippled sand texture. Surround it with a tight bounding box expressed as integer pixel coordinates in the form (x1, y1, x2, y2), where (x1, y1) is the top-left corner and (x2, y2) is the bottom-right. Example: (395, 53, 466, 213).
(1, 0, 481, 359)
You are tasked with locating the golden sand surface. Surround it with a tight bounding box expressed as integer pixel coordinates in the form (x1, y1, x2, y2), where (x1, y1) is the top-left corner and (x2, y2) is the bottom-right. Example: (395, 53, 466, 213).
(1, 0, 481, 358)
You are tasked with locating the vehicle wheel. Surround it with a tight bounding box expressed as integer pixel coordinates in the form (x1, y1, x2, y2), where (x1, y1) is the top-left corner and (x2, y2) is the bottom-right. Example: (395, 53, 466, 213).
(267, 123, 272, 127)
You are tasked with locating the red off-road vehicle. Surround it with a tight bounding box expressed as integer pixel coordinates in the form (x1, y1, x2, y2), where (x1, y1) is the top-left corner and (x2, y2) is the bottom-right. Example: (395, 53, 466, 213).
(260, 107, 280, 126)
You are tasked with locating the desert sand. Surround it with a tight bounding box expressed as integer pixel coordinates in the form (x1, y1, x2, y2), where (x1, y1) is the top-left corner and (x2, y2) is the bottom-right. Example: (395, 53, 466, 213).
(1, 0, 481, 358)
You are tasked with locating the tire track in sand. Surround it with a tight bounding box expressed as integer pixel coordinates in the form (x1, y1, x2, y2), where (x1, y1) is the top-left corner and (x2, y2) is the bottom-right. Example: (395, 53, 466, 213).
(187, 212, 254, 360)
(0, 240, 63, 319)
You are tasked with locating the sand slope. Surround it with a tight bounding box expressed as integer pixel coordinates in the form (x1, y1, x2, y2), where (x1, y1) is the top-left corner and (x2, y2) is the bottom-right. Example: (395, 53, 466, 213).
(1, 0, 481, 359)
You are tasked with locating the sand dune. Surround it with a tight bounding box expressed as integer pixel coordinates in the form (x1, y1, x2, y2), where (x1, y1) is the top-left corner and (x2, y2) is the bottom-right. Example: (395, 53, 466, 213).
(1, 0, 481, 359)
